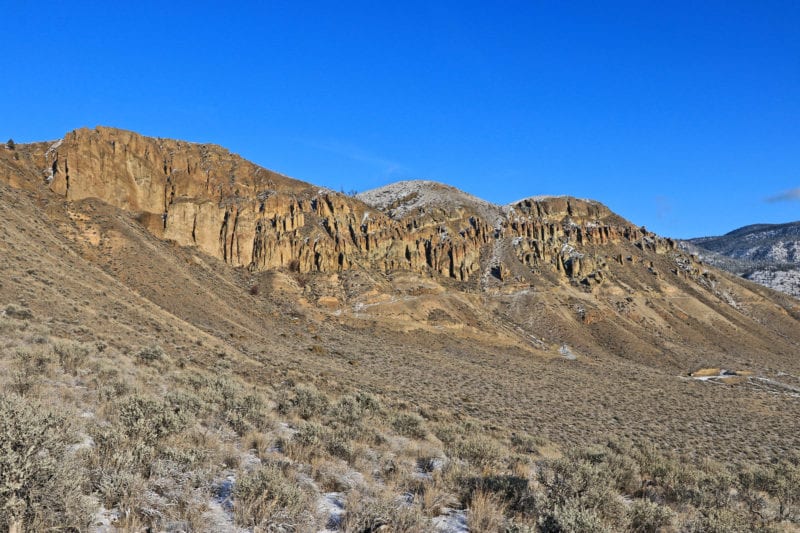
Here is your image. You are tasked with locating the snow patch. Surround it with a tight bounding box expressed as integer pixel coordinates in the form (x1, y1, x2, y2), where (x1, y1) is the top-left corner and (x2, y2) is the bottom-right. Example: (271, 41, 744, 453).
(559, 344, 577, 360)
(92, 504, 121, 532)
(68, 434, 95, 454)
(317, 492, 346, 532)
(507, 194, 595, 207)
(432, 508, 469, 533)
(745, 269, 800, 298)
(357, 180, 502, 222)
(45, 139, 63, 157)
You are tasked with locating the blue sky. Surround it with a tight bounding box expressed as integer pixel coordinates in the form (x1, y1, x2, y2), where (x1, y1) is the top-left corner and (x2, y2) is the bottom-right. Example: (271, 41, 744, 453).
(2, 1, 798, 238)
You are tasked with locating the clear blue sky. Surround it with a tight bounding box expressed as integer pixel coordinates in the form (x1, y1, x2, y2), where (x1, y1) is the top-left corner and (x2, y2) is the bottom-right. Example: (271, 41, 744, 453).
(2, 1, 798, 238)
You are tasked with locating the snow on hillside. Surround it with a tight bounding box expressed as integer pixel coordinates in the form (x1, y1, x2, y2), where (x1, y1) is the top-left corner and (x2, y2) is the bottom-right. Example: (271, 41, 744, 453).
(745, 269, 800, 298)
(357, 180, 503, 222)
(506, 194, 596, 207)
(687, 221, 800, 299)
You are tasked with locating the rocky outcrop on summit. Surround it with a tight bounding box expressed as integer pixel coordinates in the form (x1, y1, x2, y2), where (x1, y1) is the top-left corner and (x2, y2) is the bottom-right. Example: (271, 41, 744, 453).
(4, 127, 676, 286)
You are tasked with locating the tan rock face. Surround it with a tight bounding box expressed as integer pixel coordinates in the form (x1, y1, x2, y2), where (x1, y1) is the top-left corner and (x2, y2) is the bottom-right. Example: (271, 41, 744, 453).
(12, 127, 675, 285)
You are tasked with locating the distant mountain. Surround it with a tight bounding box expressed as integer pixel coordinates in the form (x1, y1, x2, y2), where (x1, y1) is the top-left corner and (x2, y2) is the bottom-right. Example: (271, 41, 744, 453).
(684, 221, 800, 298)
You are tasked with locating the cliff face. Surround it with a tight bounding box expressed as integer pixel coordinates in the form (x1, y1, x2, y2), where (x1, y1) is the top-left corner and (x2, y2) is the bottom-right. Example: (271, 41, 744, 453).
(5, 126, 675, 286)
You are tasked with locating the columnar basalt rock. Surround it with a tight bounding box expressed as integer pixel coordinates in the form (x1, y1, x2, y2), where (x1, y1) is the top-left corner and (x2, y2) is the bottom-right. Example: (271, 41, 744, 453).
(10, 127, 676, 284)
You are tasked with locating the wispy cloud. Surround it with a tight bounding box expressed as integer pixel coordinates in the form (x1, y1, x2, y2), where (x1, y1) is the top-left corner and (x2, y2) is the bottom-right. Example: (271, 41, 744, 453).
(304, 139, 406, 177)
(765, 187, 800, 203)
(655, 195, 672, 219)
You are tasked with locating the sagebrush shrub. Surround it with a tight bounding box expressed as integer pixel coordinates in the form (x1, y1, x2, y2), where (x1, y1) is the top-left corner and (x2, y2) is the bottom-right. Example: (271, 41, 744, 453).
(116, 394, 192, 445)
(628, 498, 673, 532)
(0, 393, 93, 531)
(450, 434, 503, 467)
(330, 394, 364, 425)
(135, 344, 165, 363)
(342, 489, 427, 532)
(535, 451, 625, 529)
(391, 412, 427, 439)
(3, 304, 32, 320)
(54, 339, 91, 375)
(539, 498, 612, 533)
(293, 384, 329, 419)
(234, 463, 313, 529)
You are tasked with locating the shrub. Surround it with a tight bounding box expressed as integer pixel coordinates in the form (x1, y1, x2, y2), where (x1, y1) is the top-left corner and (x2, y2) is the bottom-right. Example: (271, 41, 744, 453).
(233, 463, 314, 529)
(292, 384, 329, 420)
(628, 499, 673, 532)
(191, 375, 269, 433)
(535, 452, 625, 529)
(687, 507, 752, 533)
(433, 422, 461, 445)
(6, 346, 54, 396)
(135, 344, 165, 363)
(510, 432, 547, 453)
(391, 412, 427, 439)
(450, 434, 503, 467)
(5, 139, 14, 150)
(342, 489, 427, 532)
(2, 304, 31, 320)
(116, 394, 192, 446)
(325, 429, 356, 463)
(588, 446, 641, 495)
(539, 498, 612, 533)
(330, 395, 364, 425)
(0, 393, 93, 531)
(355, 390, 383, 413)
(759, 456, 800, 522)
(224, 391, 269, 435)
(292, 421, 327, 448)
(54, 339, 91, 375)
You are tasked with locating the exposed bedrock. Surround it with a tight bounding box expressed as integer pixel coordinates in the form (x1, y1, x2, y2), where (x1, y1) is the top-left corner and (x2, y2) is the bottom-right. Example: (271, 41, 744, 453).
(15, 126, 675, 284)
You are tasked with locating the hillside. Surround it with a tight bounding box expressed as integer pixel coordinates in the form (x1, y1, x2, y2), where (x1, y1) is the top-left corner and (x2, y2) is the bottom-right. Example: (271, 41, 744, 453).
(686, 222, 800, 298)
(1, 127, 799, 531)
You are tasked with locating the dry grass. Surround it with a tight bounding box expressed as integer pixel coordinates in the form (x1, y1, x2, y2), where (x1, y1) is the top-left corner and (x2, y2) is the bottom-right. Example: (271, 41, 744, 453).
(468, 490, 507, 532)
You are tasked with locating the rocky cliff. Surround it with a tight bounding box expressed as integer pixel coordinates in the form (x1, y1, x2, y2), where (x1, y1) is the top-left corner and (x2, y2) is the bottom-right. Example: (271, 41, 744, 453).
(3, 126, 676, 288)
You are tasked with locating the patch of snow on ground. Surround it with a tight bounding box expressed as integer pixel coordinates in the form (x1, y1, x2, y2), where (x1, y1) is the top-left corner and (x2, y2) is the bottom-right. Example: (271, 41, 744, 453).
(317, 492, 346, 532)
(213, 473, 236, 513)
(201, 471, 243, 531)
(413, 456, 446, 481)
(432, 508, 469, 533)
(201, 497, 247, 533)
(68, 434, 95, 454)
(91, 504, 121, 532)
(45, 139, 63, 157)
(559, 344, 577, 360)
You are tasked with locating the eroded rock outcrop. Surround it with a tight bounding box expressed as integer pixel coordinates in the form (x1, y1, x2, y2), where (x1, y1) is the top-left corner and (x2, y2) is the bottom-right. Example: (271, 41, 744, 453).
(7, 127, 676, 285)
